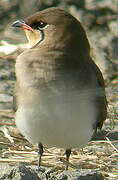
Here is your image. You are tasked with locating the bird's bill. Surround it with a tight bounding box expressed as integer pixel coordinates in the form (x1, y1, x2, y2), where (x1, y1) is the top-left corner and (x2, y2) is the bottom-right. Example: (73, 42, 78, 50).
(12, 20, 33, 32)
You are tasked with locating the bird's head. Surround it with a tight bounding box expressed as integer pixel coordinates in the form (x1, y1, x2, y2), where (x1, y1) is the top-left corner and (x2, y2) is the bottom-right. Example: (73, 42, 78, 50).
(12, 7, 90, 54)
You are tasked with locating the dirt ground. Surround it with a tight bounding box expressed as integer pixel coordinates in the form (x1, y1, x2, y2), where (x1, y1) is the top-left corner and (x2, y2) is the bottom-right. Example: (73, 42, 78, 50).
(0, 0, 118, 179)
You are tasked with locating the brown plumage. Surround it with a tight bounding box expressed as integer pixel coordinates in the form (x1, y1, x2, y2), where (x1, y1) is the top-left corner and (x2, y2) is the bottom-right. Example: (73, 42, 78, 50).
(12, 7, 107, 170)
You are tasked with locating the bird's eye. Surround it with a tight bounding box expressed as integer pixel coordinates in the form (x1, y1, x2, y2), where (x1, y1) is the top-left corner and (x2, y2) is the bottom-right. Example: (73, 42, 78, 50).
(38, 21, 49, 30)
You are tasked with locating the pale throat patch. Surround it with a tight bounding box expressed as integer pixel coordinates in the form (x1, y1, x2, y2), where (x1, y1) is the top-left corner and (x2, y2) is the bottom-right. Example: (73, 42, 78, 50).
(24, 29, 41, 47)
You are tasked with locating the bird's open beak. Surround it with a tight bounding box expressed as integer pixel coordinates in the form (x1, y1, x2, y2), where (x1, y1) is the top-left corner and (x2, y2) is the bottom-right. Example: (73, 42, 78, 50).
(12, 20, 33, 32)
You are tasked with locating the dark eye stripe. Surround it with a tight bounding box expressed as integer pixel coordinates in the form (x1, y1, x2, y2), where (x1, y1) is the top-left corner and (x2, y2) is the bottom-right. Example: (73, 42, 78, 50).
(31, 21, 47, 30)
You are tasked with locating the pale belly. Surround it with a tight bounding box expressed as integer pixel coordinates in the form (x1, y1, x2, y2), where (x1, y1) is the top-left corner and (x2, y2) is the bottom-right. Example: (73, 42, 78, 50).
(15, 94, 96, 149)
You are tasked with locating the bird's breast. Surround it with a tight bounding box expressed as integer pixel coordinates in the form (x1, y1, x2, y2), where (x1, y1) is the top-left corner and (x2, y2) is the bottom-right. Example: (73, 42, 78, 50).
(15, 52, 97, 148)
(15, 88, 96, 148)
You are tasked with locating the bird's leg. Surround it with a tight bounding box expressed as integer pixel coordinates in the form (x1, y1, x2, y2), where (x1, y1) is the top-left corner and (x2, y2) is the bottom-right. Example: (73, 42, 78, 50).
(65, 149, 71, 170)
(38, 142, 43, 169)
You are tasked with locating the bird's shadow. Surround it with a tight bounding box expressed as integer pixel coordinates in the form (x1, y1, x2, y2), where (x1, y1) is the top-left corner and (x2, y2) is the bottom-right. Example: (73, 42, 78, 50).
(92, 129, 118, 141)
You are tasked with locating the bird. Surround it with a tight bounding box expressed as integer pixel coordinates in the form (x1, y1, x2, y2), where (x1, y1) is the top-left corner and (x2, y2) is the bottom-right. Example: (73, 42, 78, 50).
(12, 7, 107, 170)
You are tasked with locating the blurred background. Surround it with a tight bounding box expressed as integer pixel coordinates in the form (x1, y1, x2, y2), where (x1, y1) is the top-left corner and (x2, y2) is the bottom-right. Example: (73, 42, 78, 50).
(1, 0, 118, 108)
(0, 0, 118, 178)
